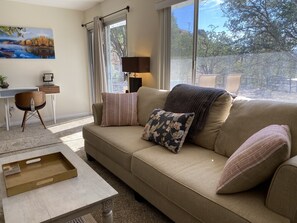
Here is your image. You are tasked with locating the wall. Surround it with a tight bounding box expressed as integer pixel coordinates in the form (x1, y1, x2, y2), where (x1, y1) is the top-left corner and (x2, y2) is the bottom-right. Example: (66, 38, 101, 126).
(85, 0, 159, 88)
(0, 1, 90, 127)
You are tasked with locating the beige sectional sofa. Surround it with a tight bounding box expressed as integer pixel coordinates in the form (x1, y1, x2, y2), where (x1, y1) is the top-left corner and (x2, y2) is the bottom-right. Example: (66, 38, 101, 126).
(83, 86, 297, 223)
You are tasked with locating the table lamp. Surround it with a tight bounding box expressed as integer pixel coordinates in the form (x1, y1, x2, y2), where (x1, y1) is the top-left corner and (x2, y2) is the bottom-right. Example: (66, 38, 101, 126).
(122, 57, 150, 92)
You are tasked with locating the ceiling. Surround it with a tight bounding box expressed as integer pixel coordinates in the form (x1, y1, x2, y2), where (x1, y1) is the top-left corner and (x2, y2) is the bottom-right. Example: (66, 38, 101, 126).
(3, 0, 105, 11)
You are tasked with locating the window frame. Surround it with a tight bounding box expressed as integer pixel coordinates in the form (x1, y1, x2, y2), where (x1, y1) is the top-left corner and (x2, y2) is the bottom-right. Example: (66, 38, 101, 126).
(103, 16, 128, 93)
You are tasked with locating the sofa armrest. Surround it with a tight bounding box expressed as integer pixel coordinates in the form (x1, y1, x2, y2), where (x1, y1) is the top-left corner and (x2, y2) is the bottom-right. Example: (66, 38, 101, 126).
(92, 103, 103, 125)
(266, 155, 297, 222)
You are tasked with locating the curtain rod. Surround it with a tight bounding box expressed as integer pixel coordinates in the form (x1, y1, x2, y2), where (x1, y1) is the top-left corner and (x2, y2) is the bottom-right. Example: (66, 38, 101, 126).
(81, 6, 130, 27)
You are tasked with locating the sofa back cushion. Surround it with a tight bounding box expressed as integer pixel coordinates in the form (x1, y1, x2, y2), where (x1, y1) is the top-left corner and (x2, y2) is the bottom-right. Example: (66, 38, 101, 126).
(137, 87, 170, 126)
(215, 98, 297, 157)
(191, 92, 233, 150)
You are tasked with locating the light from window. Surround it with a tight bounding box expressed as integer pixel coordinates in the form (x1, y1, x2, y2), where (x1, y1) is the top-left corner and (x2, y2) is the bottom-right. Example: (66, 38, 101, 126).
(105, 20, 127, 93)
(171, 0, 297, 102)
(170, 0, 194, 89)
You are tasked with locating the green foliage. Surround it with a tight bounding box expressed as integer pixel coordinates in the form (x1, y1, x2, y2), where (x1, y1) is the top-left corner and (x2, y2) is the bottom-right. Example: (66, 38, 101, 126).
(197, 26, 238, 74)
(0, 26, 24, 37)
(171, 15, 193, 59)
(221, 0, 297, 53)
(171, 0, 297, 85)
(110, 25, 127, 58)
(0, 75, 7, 84)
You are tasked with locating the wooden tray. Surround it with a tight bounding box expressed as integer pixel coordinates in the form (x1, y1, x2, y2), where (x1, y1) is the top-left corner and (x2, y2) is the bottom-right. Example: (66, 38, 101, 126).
(2, 152, 77, 197)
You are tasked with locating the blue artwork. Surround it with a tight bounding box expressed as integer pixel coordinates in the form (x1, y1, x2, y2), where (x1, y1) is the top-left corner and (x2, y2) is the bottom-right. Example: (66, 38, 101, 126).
(0, 26, 55, 59)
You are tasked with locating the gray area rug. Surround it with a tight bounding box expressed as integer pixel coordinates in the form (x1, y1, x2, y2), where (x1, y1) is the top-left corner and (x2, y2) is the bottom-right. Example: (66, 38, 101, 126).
(67, 214, 96, 223)
(67, 214, 97, 223)
(0, 116, 172, 223)
(0, 116, 92, 155)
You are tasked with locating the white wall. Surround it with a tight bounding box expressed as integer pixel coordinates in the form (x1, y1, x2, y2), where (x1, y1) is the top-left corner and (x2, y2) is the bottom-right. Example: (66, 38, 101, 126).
(85, 0, 159, 88)
(0, 1, 91, 127)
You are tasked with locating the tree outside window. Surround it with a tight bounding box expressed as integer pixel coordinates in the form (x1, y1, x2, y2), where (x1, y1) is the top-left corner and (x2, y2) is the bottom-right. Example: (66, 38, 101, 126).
(171, 0, 297, 101)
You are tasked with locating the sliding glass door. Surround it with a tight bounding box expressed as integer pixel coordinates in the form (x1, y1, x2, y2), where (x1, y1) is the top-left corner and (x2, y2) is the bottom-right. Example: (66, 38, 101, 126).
(170, 0, 194, 88)
(105, 19, 127, 93)
(170, 0, 297, 101)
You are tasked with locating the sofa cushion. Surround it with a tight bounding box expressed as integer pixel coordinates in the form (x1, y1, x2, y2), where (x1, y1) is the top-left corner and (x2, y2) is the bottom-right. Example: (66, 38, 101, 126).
(137, 87, 170, 126)
(83, 123, 154, 170)
(142, 109, 195, 153)
(101, 92, 138, 126)
(163, 84, 226, 139)
(217, 125, 291, 194)
(215, 98, 297, 157)
(266, 156, 297, 222)
(192, 92, 233, 150)
(131, 145, 288, 223)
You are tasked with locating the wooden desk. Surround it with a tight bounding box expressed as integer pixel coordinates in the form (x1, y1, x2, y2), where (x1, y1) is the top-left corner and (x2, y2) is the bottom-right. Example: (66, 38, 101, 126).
(0, 87, 39, 131)
(38, 85, 60, 124)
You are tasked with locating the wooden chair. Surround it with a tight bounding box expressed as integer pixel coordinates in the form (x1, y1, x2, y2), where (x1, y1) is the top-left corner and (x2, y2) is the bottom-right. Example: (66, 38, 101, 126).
(225, 74, 242, 95)
(15, 91, 46, 132)
(198, 75, 217, 88)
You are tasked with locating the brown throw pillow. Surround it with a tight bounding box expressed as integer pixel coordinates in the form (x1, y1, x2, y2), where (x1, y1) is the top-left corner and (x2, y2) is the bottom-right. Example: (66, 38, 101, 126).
(101, 92, 138, 126)
(216, 125, 291, 194)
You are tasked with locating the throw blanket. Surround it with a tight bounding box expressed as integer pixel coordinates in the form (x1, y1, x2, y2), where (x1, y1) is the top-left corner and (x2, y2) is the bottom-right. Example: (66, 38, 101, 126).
(164, 84, 226, 139)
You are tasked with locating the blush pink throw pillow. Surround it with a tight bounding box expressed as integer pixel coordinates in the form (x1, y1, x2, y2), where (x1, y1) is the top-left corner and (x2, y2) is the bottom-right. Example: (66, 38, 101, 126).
(216, 124, 291, 194)
(101, 92, 138, 126)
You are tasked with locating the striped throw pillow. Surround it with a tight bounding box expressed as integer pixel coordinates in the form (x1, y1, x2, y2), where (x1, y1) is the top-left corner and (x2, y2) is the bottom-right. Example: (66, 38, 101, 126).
(216, 124, 291, 194)
(101, 92, 138, 126)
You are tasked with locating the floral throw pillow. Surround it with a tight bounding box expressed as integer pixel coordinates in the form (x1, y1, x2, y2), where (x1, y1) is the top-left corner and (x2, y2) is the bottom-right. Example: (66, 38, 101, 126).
(142, 109, 195, 153)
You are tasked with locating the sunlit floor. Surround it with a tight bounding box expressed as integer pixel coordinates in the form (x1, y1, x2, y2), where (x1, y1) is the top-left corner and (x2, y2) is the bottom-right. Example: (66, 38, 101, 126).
(0, 115, 94, 155)
(47, 116, 93, 152)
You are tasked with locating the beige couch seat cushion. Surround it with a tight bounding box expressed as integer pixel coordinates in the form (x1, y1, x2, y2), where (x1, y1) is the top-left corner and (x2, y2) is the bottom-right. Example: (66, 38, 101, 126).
(83, 123, 154, 170)
(215, 98, 297, 157)
(131, 145, 289, 223)
(266, 155, 297, 222)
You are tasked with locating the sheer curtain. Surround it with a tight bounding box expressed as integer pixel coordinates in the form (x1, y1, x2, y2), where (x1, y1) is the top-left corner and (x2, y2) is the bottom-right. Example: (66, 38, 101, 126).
(157, 8, 171, 90)
(93, 16, 108, 103)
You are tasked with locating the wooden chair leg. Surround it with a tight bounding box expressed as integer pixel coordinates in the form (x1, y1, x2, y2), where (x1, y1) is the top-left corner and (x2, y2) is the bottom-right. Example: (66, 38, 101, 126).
(22, 111, 28, 132)
(21, 111, 27, 127)
(36, 110, 46, 129)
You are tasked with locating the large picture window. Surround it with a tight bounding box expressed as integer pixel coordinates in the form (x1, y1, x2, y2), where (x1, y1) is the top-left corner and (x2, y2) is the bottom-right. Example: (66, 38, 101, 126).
(105, 19, 127, 93)
(170, 0, 297, 101)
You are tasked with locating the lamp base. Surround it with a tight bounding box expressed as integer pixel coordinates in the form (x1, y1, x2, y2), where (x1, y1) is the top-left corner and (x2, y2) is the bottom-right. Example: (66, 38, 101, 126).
(129, 77, 142, 92)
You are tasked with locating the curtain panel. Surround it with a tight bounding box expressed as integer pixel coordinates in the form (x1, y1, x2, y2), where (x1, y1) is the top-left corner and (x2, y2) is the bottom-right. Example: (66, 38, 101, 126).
(87, 30, 95, 105)
(157, 8, 171, 90)
(93, 16, 108, 103)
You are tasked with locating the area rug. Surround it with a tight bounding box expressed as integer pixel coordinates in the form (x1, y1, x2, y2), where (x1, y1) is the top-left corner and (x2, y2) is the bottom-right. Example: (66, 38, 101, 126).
(67, 214, 97, 223)
(0, 116, 93, 155)
(0, 116, 172, 223)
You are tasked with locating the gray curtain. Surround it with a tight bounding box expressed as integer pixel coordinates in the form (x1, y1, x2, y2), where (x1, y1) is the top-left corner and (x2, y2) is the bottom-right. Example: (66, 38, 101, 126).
(93, 16, 108, 103)
(157, 8, 171, 90)
(87, 30, 95, 105)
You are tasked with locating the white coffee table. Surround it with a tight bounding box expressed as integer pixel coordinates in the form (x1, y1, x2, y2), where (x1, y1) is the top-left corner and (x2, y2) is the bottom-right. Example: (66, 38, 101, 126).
(0, 145, 118, 223)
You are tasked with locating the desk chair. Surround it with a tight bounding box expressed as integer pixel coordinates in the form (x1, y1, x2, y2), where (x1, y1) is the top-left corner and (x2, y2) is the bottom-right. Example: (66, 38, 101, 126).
(225, 74, 242, 95)
(15, 91, 46, 132)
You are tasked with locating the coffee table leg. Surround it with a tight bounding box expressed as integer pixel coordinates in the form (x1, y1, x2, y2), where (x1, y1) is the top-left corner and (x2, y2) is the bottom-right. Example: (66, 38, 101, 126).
(102, 199, 113, 223)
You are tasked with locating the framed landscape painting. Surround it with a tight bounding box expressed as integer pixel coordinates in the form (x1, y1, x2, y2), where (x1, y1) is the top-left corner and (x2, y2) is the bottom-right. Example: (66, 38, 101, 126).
(0, 26, 55, 59)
